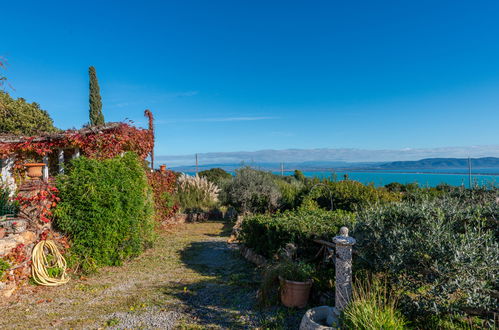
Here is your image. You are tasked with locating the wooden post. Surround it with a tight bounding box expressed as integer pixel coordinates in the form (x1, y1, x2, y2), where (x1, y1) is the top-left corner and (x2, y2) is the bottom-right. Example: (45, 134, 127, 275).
(195, 154, 199, 174)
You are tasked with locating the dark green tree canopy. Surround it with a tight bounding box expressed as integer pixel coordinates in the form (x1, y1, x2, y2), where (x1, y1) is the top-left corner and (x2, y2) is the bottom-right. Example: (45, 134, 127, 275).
(89, 66, 104, 126)
(198, 167, 232, 187)
(0, 91, 57, 135)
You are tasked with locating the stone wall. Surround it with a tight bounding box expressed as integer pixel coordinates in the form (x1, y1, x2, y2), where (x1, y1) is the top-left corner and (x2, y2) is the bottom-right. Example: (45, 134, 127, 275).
(0, 179, 59, 297)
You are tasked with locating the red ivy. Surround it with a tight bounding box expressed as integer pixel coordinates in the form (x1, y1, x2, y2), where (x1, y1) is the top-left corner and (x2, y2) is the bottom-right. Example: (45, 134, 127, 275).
(6, 243, 27, 264)
(14, 183, 60, 224)
(147, 170, 178, 221)
(0, 123, 153, 160)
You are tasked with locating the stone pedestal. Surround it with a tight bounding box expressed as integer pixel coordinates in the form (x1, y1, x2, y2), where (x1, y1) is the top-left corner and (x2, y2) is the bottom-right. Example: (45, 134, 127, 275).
(300, 227, 356, 329)
(332, 227, 356, 315)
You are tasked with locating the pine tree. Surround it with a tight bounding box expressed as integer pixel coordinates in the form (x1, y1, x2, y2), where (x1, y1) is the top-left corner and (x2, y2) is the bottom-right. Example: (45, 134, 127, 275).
(88, 66, 104, 125)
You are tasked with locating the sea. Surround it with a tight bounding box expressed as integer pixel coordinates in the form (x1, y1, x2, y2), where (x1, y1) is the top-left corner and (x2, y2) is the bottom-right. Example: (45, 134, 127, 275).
(185, 168, 499, 188)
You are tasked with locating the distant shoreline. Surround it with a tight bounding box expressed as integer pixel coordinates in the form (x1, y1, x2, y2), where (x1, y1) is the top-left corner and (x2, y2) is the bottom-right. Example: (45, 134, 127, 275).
(298, 169, 499, 176)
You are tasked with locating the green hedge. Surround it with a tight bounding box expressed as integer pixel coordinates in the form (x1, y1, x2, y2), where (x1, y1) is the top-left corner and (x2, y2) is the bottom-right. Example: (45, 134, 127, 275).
(303, 180, 400, 212)
(239, 208, 355, 259)
(353, 197, 498, 321)
(54, 153, 155, 272)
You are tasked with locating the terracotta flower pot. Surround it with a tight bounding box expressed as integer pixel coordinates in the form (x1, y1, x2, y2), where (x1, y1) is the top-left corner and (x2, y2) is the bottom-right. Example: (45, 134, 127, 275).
(279, 276, 313, 308)
(24, 163, 45, 179)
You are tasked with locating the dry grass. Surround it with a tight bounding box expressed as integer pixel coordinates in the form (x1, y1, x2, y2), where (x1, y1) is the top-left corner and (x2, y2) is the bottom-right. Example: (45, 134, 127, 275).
(0, 222, 235, 329)
(1, 221, 304, 329)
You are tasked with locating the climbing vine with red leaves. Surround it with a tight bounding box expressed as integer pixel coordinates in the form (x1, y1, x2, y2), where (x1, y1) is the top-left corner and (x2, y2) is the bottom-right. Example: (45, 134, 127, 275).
(0, 122, 153, 160)
(14, 183, 60, 224)
(147, 170, 179, 222)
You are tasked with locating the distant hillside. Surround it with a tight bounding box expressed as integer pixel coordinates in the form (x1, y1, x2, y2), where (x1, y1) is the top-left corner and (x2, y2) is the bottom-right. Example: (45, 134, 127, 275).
(170, 157, 499, 173)
(376, 157, 499, 169)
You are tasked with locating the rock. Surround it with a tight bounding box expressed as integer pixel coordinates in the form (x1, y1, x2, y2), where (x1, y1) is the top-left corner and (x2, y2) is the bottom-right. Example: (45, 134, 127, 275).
(299, 306, 338, 330)
(20, 231, 37, 244)
(2, 283, 16, 298)
(0, 237, 19, 256)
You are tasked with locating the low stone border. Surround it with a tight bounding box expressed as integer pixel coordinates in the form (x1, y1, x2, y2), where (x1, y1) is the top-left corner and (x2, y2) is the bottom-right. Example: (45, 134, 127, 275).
(239, 245, 267, 266)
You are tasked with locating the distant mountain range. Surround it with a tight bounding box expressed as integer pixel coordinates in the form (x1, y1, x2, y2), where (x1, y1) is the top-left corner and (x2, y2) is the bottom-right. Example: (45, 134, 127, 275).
(157, 145, 499, 167)
(373, 157, 499, 170)
(171, 157, 499, 173)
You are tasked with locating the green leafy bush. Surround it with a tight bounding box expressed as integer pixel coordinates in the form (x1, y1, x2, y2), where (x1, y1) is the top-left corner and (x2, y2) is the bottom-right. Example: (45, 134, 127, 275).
(353, 197, 498, 319)
(303, 180, 400, 212)
(275, 178, 306, 210)
(239, 208, 355, 259)
(54, 152, 155, 273)
(343, 277, 408, 330)
(259, 259, 315, 307)
(0, 186, 18, 216)
(198, 168, 232, 187)
(0, 91, 58, 135)
(222, 167, 281, 213)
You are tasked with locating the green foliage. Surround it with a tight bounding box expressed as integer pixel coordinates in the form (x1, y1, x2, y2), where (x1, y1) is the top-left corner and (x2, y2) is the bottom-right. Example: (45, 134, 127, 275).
(239, 208, 355, 259)
(0, 259, 10, 278)
(54, 153, 155, 273)
(222, 166, 281, 213)
(88, 66, 104, 126)
(303, 180, 400, 212)
(342, 277, 408, 330)
(259, 259, 315, 307)
(0, 186, 18, 216)
(293, 170, 306, 182)
(275, 178, 306, 210)
(198, 168, 232, 187)
(0, 91, 58, 135)
(353, 197, 498, 319)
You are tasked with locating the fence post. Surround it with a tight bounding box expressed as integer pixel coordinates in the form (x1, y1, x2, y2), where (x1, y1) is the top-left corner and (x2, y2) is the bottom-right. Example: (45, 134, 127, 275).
(332, 226, 356, 315)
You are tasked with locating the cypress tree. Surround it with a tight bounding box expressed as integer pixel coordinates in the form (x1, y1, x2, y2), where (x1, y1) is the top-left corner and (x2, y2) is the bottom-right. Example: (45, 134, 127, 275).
(88, 66, 105, 125)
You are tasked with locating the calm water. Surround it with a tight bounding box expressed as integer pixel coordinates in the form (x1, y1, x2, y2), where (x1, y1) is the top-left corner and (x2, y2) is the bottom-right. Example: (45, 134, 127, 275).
(185, 169, 498, 188)
(276, 171, 498, 188)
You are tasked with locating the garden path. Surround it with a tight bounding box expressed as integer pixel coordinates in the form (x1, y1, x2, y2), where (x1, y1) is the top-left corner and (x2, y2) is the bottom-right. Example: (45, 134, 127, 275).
(0, 221, 302, 329)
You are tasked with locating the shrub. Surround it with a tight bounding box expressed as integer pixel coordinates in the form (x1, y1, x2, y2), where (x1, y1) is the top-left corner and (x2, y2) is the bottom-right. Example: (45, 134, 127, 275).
(239, 208, 355, 259)
(303, 180, 400, 212)
(342, 277, 408, 330)
(198, 168, 232, 187)
(176, 174, 220, 213)
(222, 167, 281, 213)
(147, 170, 178, 221)
(54, 152, 155, 273)
(0, 186, 18, 216)
(275, 178, 306, 210)
(0, 91, 58, 135)
(293, 170, 306, 182)
(259, 259, 315, 307)
(353, 197, 498, 319)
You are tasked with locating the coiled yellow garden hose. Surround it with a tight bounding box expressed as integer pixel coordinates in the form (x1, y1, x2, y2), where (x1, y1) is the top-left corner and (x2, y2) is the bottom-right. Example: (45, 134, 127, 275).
(31, 240, 69, 286)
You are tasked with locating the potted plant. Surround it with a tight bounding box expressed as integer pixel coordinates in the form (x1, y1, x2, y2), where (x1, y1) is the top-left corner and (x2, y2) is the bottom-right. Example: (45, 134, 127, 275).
(277, 260, 314, 308)
(24, 160, 46, 179)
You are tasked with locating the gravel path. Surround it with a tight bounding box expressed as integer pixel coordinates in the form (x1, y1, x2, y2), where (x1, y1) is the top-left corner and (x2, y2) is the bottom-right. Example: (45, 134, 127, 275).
(0, 221, 303, 329)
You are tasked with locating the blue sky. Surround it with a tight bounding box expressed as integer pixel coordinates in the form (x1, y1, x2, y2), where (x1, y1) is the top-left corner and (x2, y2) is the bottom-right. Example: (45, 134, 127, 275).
(2, 0, 499, 158)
